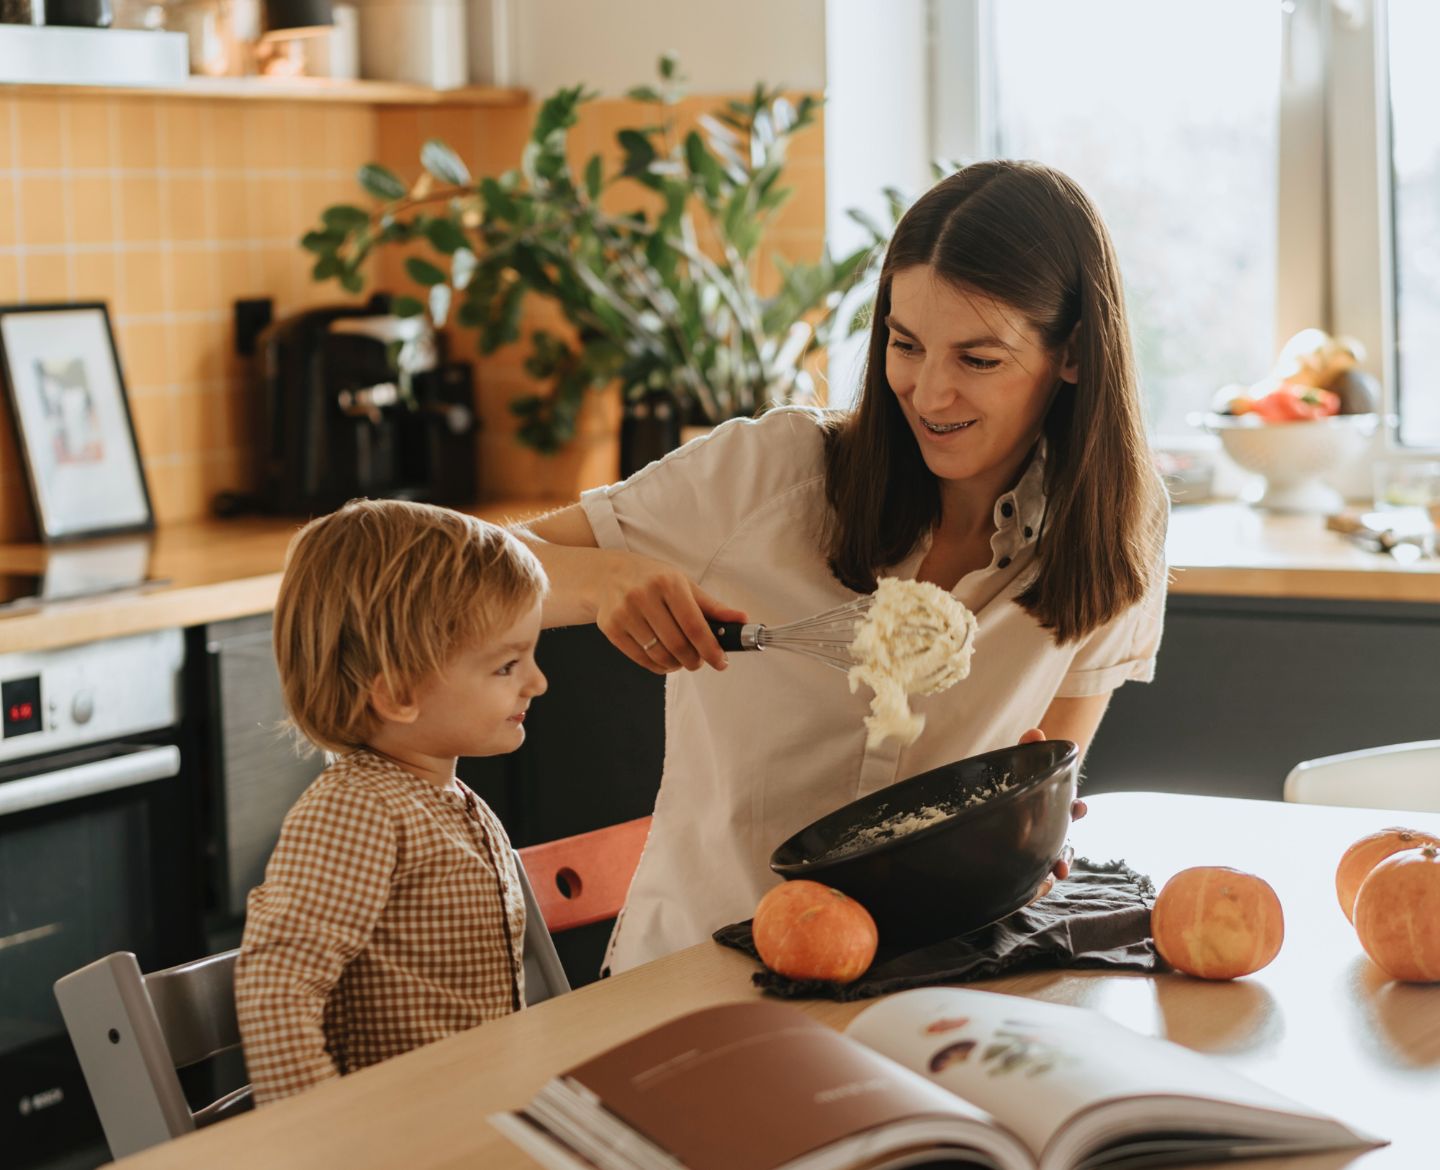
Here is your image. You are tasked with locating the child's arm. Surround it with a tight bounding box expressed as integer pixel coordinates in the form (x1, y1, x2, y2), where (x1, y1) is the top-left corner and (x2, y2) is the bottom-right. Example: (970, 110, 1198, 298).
(233, 782, 399, 1104)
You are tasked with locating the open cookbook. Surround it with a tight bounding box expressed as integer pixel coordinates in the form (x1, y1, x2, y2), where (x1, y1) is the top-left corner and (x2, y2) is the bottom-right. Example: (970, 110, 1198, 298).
(491, 987, 1380, 1170)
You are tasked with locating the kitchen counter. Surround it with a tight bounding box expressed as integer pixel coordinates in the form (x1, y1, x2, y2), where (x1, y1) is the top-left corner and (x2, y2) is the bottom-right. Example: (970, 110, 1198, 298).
(0, 502, 556, 655)
(1, 501, 1437, 656)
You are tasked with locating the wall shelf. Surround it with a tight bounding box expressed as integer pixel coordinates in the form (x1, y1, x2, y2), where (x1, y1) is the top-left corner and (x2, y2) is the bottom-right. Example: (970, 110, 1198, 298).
(2, 78, 530, 106)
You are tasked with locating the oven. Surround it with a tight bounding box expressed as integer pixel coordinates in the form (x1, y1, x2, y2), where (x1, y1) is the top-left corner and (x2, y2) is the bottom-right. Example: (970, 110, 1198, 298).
(0, 629, 202, 1170)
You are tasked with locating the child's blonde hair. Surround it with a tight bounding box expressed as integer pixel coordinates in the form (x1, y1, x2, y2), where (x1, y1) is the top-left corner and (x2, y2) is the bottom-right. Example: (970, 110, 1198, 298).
(273, 499, 548, 754)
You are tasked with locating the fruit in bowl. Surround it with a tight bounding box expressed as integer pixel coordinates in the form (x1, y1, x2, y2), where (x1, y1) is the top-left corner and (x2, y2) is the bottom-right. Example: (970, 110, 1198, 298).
(1197, 328, 1380, 513)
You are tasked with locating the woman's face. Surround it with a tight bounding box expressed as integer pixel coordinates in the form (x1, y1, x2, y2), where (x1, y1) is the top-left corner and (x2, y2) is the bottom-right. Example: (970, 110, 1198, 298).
(884, 265, 1076, 497)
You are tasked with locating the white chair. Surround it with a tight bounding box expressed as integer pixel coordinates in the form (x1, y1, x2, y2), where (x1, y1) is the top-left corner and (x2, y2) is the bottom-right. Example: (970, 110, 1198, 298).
(55, 859, 569, 1160)
(1283, 740, 1440, 812)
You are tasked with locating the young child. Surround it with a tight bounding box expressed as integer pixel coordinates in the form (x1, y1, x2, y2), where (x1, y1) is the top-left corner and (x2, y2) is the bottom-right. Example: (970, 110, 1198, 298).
(235, 499, 548, 1105)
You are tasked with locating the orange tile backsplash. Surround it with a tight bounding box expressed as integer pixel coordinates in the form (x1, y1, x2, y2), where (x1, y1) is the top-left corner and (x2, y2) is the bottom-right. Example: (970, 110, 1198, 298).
(0, 90, 825, 543)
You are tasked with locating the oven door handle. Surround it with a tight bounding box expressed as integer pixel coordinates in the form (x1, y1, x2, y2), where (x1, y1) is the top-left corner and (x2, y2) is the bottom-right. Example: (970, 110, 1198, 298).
(0, 745, 182, 817)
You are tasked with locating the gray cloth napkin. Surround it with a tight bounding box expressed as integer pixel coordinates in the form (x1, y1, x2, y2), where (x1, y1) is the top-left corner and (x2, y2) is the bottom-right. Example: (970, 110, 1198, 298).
(711, 858, 1157, 1002)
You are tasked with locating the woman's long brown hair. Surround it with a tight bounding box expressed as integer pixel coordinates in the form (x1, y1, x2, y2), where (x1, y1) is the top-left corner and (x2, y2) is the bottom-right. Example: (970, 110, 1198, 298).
(822, 160, 1165, 644)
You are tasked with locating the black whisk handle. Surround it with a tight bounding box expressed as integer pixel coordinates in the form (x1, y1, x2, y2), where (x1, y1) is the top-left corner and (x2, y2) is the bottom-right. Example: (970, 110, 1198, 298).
(705, 619, 749, 652)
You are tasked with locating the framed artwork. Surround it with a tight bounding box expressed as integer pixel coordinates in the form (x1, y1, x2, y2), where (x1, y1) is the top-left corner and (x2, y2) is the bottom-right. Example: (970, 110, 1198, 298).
(0, 302, 154, 542)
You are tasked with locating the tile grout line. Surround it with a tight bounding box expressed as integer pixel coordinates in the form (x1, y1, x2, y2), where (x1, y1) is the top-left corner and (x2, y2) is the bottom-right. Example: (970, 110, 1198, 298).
(10, 100, 23, 300)
(59, 101, 75, 299)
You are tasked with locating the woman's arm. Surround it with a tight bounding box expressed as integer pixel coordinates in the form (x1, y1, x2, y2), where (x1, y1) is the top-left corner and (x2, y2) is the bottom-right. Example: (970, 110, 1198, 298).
(1019, 691, 1111, 887)
(513, 504, 747, 674)
(1033, 692, 1113, 763)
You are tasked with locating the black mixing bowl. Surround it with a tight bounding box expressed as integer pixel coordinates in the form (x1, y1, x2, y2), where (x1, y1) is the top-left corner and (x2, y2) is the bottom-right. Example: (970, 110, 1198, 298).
(769, 740, 1079, 950)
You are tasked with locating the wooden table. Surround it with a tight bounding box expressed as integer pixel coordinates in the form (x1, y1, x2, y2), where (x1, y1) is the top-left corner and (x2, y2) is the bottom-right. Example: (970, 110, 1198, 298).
(113, 792, 1440, 1170)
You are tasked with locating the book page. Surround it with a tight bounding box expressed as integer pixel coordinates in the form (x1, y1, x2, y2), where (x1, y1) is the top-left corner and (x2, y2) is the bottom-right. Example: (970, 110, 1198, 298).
(843, 988, 1355, 1163)
(558, 1000, 1032, 1170)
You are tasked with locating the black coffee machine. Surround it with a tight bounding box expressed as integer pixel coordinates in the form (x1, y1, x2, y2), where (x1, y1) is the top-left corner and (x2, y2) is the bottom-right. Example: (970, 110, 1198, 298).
(245, 295, 478, 515)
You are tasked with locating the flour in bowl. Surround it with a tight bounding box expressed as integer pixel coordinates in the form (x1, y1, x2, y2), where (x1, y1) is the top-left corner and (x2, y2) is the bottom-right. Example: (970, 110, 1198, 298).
(847, 577, 978, 748)
(824, 774, 1018, 859)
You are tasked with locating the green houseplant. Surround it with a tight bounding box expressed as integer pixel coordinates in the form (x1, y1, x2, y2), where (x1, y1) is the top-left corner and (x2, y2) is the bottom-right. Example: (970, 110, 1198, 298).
(301, 57, 893, 468)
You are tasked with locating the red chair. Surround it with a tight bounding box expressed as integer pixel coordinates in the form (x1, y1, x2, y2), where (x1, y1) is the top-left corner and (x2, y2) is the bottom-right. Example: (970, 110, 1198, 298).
(518, 816, 652, 933)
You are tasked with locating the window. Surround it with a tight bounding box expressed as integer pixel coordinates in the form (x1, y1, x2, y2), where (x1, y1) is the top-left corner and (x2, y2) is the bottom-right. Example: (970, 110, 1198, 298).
(928, 0, 1438, 455)
(987, 1, 1282, 438)
(1386, 0, 1440, 446)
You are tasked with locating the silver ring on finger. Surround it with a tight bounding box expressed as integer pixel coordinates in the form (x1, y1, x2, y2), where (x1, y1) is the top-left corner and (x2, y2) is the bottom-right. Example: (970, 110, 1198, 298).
(640, 636, 660, 651)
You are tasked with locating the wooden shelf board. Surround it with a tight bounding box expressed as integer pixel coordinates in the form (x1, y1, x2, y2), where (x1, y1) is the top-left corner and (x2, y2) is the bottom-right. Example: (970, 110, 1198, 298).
(1, 78, 530, 106)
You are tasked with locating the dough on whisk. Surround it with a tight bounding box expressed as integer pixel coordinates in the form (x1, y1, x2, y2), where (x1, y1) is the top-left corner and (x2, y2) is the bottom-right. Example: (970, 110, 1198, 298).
(847, 577, 978, 748)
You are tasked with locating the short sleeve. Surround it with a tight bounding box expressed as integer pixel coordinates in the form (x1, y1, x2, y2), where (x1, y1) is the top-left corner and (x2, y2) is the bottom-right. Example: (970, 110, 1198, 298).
(1055, 519, 1170, 699)
(579, 407, 828, 582)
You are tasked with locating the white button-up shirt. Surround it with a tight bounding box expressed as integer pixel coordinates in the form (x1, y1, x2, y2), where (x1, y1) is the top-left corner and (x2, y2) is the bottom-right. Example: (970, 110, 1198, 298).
(580, 407, 1165, 972)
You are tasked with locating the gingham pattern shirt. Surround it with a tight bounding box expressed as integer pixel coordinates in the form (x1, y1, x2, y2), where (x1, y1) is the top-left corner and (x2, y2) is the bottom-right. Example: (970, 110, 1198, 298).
(235, 750, 525, 1105)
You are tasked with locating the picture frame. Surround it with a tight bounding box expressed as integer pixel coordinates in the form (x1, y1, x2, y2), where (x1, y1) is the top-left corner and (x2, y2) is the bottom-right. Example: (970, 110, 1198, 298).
(0, 302, 155, 542)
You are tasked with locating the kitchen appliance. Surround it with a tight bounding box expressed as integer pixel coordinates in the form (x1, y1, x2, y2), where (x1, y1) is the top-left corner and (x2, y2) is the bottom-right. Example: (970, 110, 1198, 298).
(246, 295, 477, 516)
(0, 628, 202, 1170)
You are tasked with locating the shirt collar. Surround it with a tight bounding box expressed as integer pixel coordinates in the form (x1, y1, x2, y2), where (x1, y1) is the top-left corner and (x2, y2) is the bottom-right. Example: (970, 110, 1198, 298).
(992, 437, 1048, 546)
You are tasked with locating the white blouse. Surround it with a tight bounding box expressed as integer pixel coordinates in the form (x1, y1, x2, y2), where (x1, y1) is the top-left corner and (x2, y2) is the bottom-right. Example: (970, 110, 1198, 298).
(579, 407, 1166, 972)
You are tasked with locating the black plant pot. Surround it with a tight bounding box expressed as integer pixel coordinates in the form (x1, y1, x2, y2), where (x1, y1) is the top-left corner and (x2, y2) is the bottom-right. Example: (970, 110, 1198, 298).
(619, 390, 683, 478)
(45, 0, 112, 24)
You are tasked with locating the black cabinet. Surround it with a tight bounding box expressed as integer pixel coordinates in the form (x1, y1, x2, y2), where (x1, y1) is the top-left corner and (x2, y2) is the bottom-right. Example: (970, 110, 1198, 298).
(1084, 595, 1440, 801)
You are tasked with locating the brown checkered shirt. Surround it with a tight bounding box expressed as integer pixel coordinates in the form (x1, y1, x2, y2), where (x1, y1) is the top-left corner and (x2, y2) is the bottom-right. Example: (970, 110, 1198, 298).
(235, 750, 525, 1104)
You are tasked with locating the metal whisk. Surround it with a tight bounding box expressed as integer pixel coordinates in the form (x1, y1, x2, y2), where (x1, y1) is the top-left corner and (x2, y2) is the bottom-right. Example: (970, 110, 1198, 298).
(706, 596, 876, 674)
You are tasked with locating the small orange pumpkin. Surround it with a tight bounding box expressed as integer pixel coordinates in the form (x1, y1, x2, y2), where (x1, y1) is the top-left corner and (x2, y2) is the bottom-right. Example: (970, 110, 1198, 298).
(1152, 866, 1284, 981)
(1352, 844, 1440, 982)
(1335, 827, 1440, 923)
(752, 880, 878, 983)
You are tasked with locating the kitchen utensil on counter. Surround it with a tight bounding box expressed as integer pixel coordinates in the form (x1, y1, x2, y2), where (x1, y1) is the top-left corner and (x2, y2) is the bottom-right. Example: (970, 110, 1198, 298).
(769, 740, 1080, 948)
(1326, 508, 1436, 562)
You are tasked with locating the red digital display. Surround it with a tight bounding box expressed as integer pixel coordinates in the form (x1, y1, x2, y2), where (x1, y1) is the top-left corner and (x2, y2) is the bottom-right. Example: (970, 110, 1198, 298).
(3, 676, 41, 738)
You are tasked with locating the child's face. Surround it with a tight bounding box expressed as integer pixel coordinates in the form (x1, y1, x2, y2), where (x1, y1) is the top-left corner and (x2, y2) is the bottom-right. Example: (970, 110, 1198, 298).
(407, 598, 548, 758)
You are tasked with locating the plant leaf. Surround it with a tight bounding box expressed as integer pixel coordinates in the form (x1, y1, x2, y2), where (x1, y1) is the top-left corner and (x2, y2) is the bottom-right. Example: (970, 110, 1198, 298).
(301, 228, 346, 254)
(322, 204, 371, 232)
(428, 283, 452, 328)
(451, 247, 478, 290)
(584, 154, 604, 200)
(358, 163, 407, 202)
(421, 139, 471, 186)
(393, 295, 426, 318)
(423, 217, 469, 254)
(405, 257, 447, 287)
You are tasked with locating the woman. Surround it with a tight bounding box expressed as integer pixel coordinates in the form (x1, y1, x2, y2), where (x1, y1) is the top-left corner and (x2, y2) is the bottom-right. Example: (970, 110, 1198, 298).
(517, 160, 1168, 973)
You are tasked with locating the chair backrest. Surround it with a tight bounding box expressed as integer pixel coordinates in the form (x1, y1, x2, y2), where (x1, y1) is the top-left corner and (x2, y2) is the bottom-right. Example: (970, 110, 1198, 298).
(53, 949, 252, 1160)
(1283, 739, 1440, 812)
(518, 815, 652, 934)
(514, 852, 571, 1005)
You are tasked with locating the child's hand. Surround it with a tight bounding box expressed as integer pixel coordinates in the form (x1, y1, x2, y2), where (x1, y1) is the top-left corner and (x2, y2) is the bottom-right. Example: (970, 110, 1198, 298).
(1018, 726, 1086, 899)
(595, 549, 748, 674)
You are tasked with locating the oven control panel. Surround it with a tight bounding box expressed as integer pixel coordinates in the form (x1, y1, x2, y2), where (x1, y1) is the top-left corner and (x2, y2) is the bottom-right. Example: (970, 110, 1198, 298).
(0, 628, 184, 764)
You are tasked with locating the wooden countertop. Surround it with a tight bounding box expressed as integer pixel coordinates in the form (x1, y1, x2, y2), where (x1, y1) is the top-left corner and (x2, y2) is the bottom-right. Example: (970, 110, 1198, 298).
(2, 501, 1437, 656)
(113, 792, 1440, 1170)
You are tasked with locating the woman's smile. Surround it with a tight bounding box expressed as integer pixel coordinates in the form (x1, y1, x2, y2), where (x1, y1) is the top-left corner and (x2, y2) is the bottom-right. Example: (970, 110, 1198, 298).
(918, 414, 978, 436)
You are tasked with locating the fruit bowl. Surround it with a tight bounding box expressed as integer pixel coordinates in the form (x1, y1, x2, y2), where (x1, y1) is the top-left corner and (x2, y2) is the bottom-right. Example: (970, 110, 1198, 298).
(769, 740, 1078, 950)
(1193, 412, 1377, 513)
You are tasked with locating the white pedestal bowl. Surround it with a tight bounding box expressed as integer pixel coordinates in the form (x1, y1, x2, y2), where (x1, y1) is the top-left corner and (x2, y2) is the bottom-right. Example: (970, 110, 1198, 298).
(1196, 413, 1377, 513)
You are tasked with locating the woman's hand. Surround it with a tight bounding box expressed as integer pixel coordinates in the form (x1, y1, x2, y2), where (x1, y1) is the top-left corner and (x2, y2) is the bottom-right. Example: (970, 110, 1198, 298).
(593, 549, 749, 675)
(1019, 726, 1087, 900)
